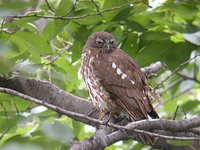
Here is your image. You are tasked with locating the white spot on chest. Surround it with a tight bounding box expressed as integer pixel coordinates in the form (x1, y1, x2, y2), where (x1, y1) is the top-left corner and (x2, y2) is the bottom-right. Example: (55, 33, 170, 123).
(131, 80, 135, 84)
(112, 62, 117, 69)
(117, 68, 122, 74)
(121, 73, 127, 79)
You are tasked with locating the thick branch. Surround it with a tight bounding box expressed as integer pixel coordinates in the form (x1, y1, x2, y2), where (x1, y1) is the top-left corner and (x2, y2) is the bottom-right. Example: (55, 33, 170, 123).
(1, 63, 199, 149)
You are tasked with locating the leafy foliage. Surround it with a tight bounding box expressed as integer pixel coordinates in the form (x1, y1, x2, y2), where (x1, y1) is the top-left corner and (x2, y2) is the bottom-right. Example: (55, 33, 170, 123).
(0, 0, 200, 149)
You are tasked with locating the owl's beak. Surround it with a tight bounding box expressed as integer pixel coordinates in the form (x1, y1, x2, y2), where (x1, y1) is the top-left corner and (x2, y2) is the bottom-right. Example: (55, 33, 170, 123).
(104, 43, 111, 53)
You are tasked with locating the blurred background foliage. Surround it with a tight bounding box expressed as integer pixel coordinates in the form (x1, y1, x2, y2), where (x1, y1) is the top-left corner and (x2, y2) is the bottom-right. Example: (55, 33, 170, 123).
(0, 0, 200, 149)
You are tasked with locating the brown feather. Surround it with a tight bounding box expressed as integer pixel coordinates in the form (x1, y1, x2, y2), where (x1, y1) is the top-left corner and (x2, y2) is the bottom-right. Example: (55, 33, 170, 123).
(82, 32, 160, 145)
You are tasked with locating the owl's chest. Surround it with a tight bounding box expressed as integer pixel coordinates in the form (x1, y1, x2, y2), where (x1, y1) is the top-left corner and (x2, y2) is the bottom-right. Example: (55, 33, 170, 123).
(81, 52, 111, 112)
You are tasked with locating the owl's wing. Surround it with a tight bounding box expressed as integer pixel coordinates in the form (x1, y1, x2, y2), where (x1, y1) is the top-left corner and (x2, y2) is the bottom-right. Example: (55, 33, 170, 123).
(93, 48, 158, 121)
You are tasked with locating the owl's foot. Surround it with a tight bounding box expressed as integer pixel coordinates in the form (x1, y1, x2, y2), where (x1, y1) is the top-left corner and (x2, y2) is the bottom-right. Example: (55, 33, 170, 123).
(101, 111, 112, 125)
(100, 112, 118, 125)
(99, 111, 106, 120)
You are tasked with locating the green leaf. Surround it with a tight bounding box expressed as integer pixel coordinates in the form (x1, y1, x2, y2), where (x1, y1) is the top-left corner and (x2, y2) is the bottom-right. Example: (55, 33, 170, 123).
(180, 80, 195, 93)
(183, 31, 200, 46)
(19, 64, 44, 75)
(160, 20, 188, 33)
(0, 31, 11, 42)
(90, 22, 108, 33)
(11, 97, 32, 112)
(181, 100, 200, 112)
(65, 21, 90, 42)
(135, 40, 174, 67)
(71, 40, 84, 63)
(111, 7, 134, 22)
(20, 23, 38, 32)
(103, 0, 131, 22)
(167, 139, 193, 146)
(54, 0, 75, 29)
(164, 3, 199, 21)
(0, 57, 15, 75)
(52, 58, 78, 84)
(128, 14, 153, 28)
(10, 51, 30, 62)
(146, 11, 165, 22)
(161, 72, 181, 97)
(73, 9, 103, 25)
(164, 42, 197, 70)
(55, 0, 75, 16)
(42, 22, 61, 41)
(1, 142, 43, 150)
(111, 25, 123, 43)
(11, 31, 53, 55)
(139, 31, 171, 41)
(0, 1, 36, 16)
(42, 122, 73, 141)
(71, 120, 83, 137)
(73, 84, 89, 99)
(120, 32, 138, 58)
(126, 20, 145, 32)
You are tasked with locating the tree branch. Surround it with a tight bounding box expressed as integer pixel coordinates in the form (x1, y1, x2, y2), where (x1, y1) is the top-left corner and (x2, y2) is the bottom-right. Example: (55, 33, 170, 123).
(1, 63, 199, 149)
(154, 53, 200, 89)
(4, 1, 145, 20)
(0, 76, 200, 149)
(45, 0, 55, 13)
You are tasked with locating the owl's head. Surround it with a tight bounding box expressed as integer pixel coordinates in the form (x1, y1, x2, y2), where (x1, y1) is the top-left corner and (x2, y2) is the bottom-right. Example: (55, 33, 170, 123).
(83, 32, 117, 53)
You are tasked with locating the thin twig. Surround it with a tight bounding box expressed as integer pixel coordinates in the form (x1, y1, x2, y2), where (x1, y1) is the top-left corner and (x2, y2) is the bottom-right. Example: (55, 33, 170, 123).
(142, 0, 153, 8)
(0, 19, 5, 28)
(45, 0, 55, 13)
(46, 41, 73, 65)
(159, 78, 184, 95)
(154, 53, 200, 89)
(5, 1, 144, 20)
(12, 96, 19, 115)
(173, 105, 179, 120)
(181, 107, 187, 119)
(154, 88, 191, 109)
(177, 71, 200, 84)
(61, 0, 78, 17)
(0, 124, 16, 140)
(0, 101, 8, 119)
(92, 0, 102, 16)
(131, 129, 200, 141)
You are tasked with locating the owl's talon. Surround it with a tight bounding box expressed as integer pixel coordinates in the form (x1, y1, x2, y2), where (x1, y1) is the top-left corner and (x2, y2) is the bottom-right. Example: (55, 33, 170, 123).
(99, 111, 106, 120)
(101, 112, 112, 125)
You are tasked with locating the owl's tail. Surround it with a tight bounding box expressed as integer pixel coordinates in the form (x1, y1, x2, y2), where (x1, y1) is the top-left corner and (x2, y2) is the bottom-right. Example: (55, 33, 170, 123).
(139, 131, 157, 145)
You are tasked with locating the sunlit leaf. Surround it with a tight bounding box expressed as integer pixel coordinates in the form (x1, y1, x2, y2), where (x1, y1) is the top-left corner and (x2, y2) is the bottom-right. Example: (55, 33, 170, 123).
(71, 40, 84, 63)
(42, 21, 61, 41)
(183, 31, 200, 46)
(65, 21, 90, 42)
(11, 31, 53, 55)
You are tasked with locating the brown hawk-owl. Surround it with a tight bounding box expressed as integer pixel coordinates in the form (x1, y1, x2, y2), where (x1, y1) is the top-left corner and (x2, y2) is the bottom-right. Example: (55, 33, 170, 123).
(81, 31, 160, 145)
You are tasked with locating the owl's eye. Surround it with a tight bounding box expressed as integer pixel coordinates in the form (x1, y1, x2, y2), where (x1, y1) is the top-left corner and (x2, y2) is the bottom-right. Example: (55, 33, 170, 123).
(110, 39, 115, 44)
(97, 41, 103, 45)
(96, 37, 104, 45)
(110, 41, 114, 44)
